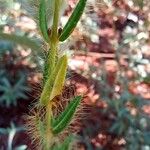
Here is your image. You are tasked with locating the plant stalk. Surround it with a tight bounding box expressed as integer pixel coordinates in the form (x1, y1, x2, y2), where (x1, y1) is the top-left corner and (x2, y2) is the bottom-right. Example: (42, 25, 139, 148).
(47, 0, 62, 79)
(45, 103, 53, 150)
(44, 0, 62, 149)
(50, 0, 61, 43)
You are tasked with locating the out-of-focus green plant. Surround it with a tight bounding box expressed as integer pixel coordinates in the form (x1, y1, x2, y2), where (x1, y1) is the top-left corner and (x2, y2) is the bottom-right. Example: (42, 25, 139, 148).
(0, 39, 31, 107)
(0, 0, 44, 107)
(0, 123, 27, 150)
(0, 77, 30, 107)
(0, 33, 42, 56)
(100, 81, 150, 149)
(24, 0, 87, 150)
(98, 1, 150, 148)
(0, 0, 43, 58)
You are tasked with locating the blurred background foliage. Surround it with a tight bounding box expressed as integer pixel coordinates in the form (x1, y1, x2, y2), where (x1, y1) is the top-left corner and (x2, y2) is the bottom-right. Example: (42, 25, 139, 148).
(0, 0, 150, 149)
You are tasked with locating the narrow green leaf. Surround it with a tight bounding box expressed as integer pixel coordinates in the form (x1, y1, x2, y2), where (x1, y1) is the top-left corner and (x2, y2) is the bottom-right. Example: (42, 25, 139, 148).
(39, 0, 49, 42)
(49, 55, 67, 100)
(51, 96, 82, 134)
(59, 0, 87, 41)
(40, 55, 68, 106)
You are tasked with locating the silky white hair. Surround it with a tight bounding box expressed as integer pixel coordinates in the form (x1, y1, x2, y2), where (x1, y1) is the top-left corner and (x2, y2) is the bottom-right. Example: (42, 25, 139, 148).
(21, 0, 67, 28)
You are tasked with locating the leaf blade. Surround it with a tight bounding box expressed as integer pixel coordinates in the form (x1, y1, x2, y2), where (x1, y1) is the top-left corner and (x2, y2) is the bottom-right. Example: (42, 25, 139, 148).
(51, 96, 82, 134)
(59, 0, 87, 41)
(39, 0, 49, 42)
(40, 55, 68, 105)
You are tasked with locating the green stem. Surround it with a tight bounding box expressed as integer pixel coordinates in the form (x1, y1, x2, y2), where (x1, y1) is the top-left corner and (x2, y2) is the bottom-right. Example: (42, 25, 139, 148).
(50, 0, 61, 43)
(43, 1, 62, 149)
(45, 103, 53, 150)
(46, 0, 61, 80)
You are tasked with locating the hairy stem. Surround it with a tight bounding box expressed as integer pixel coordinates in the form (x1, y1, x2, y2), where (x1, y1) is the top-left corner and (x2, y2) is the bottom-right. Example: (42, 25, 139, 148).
(50, 0, 61, 43)
(43, 1, 62, 149)
(45, 102, 53, 150)
(47, 0, 61, 80)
